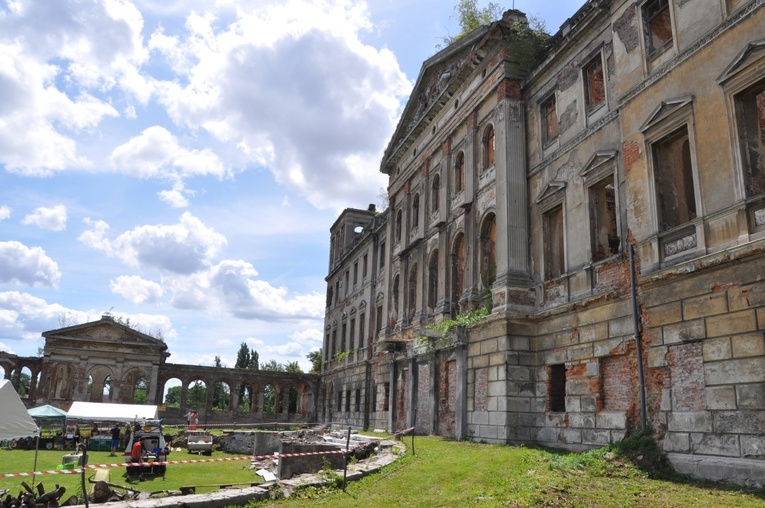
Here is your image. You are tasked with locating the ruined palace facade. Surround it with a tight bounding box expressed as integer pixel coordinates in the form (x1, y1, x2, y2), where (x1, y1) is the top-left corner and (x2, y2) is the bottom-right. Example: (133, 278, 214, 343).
(322, 0, 765, 486)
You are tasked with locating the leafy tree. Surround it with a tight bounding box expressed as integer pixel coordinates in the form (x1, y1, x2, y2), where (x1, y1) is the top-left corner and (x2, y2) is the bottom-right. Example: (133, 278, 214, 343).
(164, 386, 182, 407)
(444, 0, 503, 45)
(260, 359, 284, 372)
(133, 377, 147, 404)
(16, 373, 30, 397)
(187, 381, 206, 410)
(307, 349, 323, 374)
(285, 361, 303, 374)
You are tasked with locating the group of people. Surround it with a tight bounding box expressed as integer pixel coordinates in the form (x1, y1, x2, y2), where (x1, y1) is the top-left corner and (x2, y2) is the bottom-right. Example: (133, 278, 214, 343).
(185, 410, 198, 430)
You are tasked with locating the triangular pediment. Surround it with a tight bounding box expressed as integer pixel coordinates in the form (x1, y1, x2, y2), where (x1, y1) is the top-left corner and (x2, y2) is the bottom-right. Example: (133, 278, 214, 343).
(43, 316, 166, 350)
(717, 38, 765, 84)
(535, 181, 566, 204)
(640, 96, 694, 133)
(581, 150, 618, 178)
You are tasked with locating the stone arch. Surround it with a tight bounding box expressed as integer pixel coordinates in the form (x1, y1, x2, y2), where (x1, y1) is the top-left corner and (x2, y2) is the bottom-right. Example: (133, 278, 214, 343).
(51, 363, 74, 400)
(238, 380, 259, 413)
(290, 382, 311, 415)
(263, 381, 283, 416)
(162, 377, 183, 408)
(122, 369, 150, 404)
(455, 151, 465, 192)
(411, 193, 420, 229)
(186, 379, 208, 412)
(482, 123, 495, 169)
(212, 378, 232, 411)
(87, 365, 114, 403)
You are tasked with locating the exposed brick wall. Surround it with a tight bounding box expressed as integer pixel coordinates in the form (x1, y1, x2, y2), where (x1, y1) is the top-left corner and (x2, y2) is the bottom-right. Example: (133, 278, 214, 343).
(602, 354, 636, 412)
(623, 140, 641, 172)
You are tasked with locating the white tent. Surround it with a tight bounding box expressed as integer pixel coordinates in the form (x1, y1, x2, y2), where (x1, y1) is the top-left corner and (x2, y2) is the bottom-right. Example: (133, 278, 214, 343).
(0, 379, 39, 440)
(67, 401, 158, 421)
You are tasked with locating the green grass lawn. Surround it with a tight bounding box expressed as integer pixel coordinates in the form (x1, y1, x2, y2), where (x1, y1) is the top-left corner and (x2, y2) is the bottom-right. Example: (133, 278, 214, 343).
(0, 447, 261, 498)
(249, 435, 765, 508)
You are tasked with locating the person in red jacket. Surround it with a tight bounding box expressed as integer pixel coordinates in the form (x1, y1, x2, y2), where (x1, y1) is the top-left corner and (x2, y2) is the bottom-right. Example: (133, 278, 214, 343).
(129, 439, 144, 480)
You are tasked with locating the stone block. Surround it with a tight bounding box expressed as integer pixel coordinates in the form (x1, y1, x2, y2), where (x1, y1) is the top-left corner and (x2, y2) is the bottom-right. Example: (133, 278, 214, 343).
(537, 427, 560, 443)
(471, 411, 489, 425)
(569, 412, 595, 429)
(683, 292, 728, 320)
(663, 319, 705, 344)
(565, 396, 581, 412)
(593, 338, 626, 357)
(519, 413, 543, 428)
(489, 411, 506, 427)
(690, 433, 741, 457)
(507, 336, 530, 351)
(609, 316, 633, 338)
(468, 342, 482, 357)
(567, 344, 593, 361)
(578, 323, 606, 343)
(506, 397, 530, 412)
(489, 352, 506, 366)
(471, 354, 489, 369)
(532, 398, 548, 412)
(740, 435, 765, 458)
(736, 383, 765, 409)
(544, 350, 566, 364)
(582, 429, 611, 446)
(663, 432, 690, 452)
(647, 301, 683, 326)
(488, 380, 505, 397)
(585, 360, 599, 377)
(704, 357, 765, 385)
(706, 310, 757, 338)
(610, 430, 627, 442)
(667, 411, 712, 432)
(481, 338, 499, 354)
(517, 381, 536, 397)
(714, 410, 765, 434)
(561, 429, 582, 444)
(566, 379, 591, 396)
(703, 337, 731, 362)
(704, 386, 736, 410)
(731, 332, 765, 358)
(507, 365, 532, 382)
(596, 411, 627, 430)
(647, 346, 668, 368)
(581, 396, 598, 412)
(660, 388, 672, 411)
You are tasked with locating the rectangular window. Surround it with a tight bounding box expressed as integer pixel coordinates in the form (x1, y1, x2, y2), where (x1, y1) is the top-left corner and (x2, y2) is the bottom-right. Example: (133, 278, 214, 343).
(363, 253, 368, 278)
(344, 270, 349, 296)
(583, 56, 605, 110)
(341, 323, 347, 353)
(345, 389, 351, 412)
(543, 205, 565, 279)
(354, 388, 361, 412)
(358, 313, 365, 350)
(379, 242, 386, 269)
(376, 305, 383, 336)
(331, 330, 337, 357)
(548, 364, 566, 412)
(589, 177, 619, 261)
(541, 95, 558, 145)
(643, 0, 672, 57)
(735, 79, 765, 197)
(349, 318, 355, 354)
(653, 126, 697, 231)
(337, 391, 342, 412)
(353, 262, 358, 286)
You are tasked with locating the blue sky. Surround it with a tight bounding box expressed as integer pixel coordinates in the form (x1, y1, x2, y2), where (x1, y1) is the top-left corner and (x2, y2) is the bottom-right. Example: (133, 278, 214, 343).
(0, 0, 584, 372)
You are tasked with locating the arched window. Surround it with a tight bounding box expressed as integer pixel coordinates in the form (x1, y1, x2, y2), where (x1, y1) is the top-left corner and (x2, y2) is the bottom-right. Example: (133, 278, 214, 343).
(412, 194, 420, 229)
(480, 213, 497, 288)
(395, 209, 402, 242)
(455, 152, 465, 192)
(431, 174, 440, 213)
(428, 250, 439, 312)
(408, 263, 418, 321)
(483, 124, 495, 169)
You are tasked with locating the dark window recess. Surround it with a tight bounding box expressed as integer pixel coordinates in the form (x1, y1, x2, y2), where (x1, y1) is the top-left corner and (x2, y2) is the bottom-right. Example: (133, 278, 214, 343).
(358, 313, 365, 349)
(544, 205, 565, 279)
(483, 124, 495, 169)
(584, 57, 605, 110)
(412, 194, 420, 228)
(354, 388, 361, 412)
(432, 175, 440, 212)
(345, 389, 351, 412)
(395, 210, 402, 242)
(653, 126, 696, 231)
(590, 177, 620, 261)
(643, 0, 672, 57)
(736, 79, 765, 197)
(383, 382, 390, 411)
(428, 251, 439, 311)
(541, 95, 558, 145)
(337, 391, 342, 412)
(455, 152, 465, 192)
(548, 364, 566, 412)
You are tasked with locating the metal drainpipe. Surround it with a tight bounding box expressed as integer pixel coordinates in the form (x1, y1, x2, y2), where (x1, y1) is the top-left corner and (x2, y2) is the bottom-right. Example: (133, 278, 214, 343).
(629, 244, 648, 433)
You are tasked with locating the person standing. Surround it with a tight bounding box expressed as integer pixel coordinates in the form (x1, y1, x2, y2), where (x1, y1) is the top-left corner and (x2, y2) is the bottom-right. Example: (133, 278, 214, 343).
(109, 423, 121, 456)
(189, 410, 198, 430)
(129, 439, 144, 479)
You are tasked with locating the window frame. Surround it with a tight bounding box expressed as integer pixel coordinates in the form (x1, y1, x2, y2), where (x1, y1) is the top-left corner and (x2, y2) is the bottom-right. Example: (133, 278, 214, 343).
(641, 0, 674, 59)
(454, 151, 465, 193)
(482, 123, 495, 170)
(582, 52, 606, 113)
(540, 93, 559, 147)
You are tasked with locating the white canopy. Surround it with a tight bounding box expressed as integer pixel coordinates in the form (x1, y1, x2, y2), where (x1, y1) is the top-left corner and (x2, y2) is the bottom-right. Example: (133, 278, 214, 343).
(67, 401, 158, 421)
(0, 379, 39, 440)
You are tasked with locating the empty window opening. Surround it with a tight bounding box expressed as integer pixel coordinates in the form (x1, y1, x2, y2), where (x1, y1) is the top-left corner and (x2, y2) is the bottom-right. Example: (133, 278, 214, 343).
(455, 152, 465, 192)
(432, 174, 441, 212)
(355, 388, 361, 412)
(345, 389, 351, 412)
(584, 56, 605, 110)
(331, 329, 337, 357)
(541, 95, 558, 145)
(408, 263, 418, 322)
(341, 322, 347, 353)
(412, 193, 420, 229)
(483, 124, 495, 169)
(358, 313, 365, 350)
(480, 213, 497, 288)
(451, 234, 465, 315)
(653, 126, 696, 231)
(337, 391, 342, 412)
(543, 205, 565, 279)
(363, 253, 368, 278)
(548, 364, 566, 412)
(349, 318, 355, 354)
(428, 250, 439, 311)
(643, 0, 672, 57)
(344, 270, 350, 296)
(589, 177, 620, 261)
(735, 79, 765, 197)
(353, 262, 358, 286)
(383, 382, 390, 411)
(395, 209, 402, 242)
(379, 242, 386, 269)
(392, 274, 400, 320)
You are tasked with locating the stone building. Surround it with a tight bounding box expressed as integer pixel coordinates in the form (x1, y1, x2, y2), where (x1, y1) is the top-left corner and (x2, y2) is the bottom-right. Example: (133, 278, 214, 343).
(322, 0, 765, 486)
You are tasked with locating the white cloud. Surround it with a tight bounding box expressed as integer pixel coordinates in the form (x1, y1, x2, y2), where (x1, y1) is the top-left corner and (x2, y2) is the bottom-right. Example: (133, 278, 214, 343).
(0, 241, 61, 287)
(22, 204, 67, 231)
(0, 291, 86, 342)
(150, 0, 405, 211)
(79, 212, 227, 274)
(0, 340, 15, 355)
(110, 126, 227, 183)
(0, 206, 10, 220)
(110, 275, 164, 304)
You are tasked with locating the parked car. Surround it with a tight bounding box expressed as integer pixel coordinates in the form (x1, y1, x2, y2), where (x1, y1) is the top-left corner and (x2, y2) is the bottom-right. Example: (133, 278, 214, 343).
(123, 420, 168, 476)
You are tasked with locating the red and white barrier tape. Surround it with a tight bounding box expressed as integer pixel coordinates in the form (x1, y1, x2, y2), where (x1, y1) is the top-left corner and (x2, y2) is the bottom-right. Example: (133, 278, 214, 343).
(0, 448, 353, 479)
